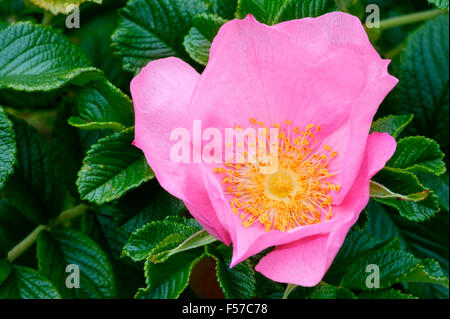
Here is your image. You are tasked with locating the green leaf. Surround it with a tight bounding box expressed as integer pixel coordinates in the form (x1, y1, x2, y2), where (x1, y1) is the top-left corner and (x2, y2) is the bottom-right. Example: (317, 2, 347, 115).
(276, 0, 336, 21)
(0, 107, 16, 189)
(335, 0, 365, 16)
(36, 231, 72, 298)
(137, 249, 204, 299)
(367, 200, 449, 298)
(373, 168, 440, 222)
(151, 230, 217, 263)
(0, 22, 103, 92)
(419, 172, 449, 212)
(0, 265, 61, 299)
(358, 288, 417, 299)
(68, 80, 134, 131)
(404, 282, 449, 299)
(0, 227, 6, 257)
(36, 228, 117, 298)
(403, 258, 449, 287)
(0, 199, 36, 262)
(286, 277, 367, 299)
(52, 103, 84, 196)
(235, 0, 287, 24)
(340, 248, 449, 290)
(370, 180, 429, 202)
(102, 181, 186, 234)
(78, 126, 112, 155)
(0, 0, 25, 20)
(332, 217, 447, 297)
(2, 119, 65, 224)
(77, 128, 154, 204)
(205, 244, 256, 299)
(81, 212, 129, 261)
(236, 0, 335, 25)
(283, 285, 317, 299)
(0, 22, 7, 31)
(428, 0, 449, 10)
(392, 15, 449, 156)
(111, 0, 210, 73)
(29, 0, 102, 14)
(68, 116, 124, 132)
(367, 202, 449, 267)
(69, 11, 130, 89)
(183, 13, 227, 65)
(0, 89, 60, 109)
(370, 114, 414, 139)
(204, 0, 238, 19)
(80, 212, 146, 298)
(387, 136, 446, 176)
(123, 217, 201, 262)
(147, 233, 187, 261)
(325, 228, 393, 283)
(309, 283, 357, 299)
(0, 259, 12, 286)
(255, 272, 284, 298)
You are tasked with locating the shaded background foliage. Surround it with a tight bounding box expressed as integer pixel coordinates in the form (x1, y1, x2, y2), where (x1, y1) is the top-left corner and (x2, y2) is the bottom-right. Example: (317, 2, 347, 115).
(0, 0, 448, 299)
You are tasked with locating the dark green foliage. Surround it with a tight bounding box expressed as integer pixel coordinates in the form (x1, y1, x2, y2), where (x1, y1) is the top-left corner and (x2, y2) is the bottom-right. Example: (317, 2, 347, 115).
(0, 0, 448, 300)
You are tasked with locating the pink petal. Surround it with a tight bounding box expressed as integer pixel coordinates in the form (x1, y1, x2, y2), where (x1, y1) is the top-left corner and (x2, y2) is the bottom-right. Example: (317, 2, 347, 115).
(200, 166, 352, 267)
(131, 57, 230, 243)
(254, 132, 396, 286)
(191, 13, 397, 205)
(191, 14, 365, 133)
(194, 13, 397, 265)
(322, 58, 398, 204)
(275, 12, 380, 62)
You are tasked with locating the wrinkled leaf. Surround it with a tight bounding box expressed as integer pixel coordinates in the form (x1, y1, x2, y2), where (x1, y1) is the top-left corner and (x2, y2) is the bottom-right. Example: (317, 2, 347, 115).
(36, 228, 117, 298)
(206, 244, 256, 299)
(387, 136, 446, 176)
(373, 168, 440, 222)
(183, 13, 227, 65)
(77, 128, 154, 204)
(69, 80, 133, 131)
(0, 22, 103, 92)
(0, 265, 61, 299)
(0, 107, 16, 189)
(370, 114, 414, 139)
(112, 0, 210, 73)
(136, 249, 204, 299)
(123, 217, 201, 262)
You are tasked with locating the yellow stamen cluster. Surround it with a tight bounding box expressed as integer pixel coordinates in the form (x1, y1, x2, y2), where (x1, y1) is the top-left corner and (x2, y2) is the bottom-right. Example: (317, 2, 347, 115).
(213, 119, 340, 232)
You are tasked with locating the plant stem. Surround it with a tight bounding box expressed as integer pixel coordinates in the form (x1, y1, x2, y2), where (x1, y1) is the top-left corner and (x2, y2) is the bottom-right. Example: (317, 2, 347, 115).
(379, 9, 444, 30)
(7, 225, 47, 263)
(383, 42, 406, 59)
(51, 203, 89, 227)
(282, 284, 297, 299)
(7, 204, 89, 263)
(41, 12, 54, 26)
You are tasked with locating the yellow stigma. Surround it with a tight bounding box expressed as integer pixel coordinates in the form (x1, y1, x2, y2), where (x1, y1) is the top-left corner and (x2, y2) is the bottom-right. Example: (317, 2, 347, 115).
(265, 169, 296, 200)
(214, 120, 340, 232)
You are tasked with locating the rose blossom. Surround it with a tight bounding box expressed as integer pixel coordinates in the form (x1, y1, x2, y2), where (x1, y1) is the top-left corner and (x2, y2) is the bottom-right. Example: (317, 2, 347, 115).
(131, 12, 398, 286)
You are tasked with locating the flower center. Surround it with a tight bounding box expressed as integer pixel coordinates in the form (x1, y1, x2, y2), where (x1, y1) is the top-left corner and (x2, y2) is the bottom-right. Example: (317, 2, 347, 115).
(213, 120, 340, 232)
(265, 169, 296, 200)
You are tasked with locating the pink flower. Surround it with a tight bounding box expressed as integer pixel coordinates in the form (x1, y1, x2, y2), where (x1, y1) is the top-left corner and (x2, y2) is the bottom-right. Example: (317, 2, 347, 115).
(131, 12, 398, 286)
